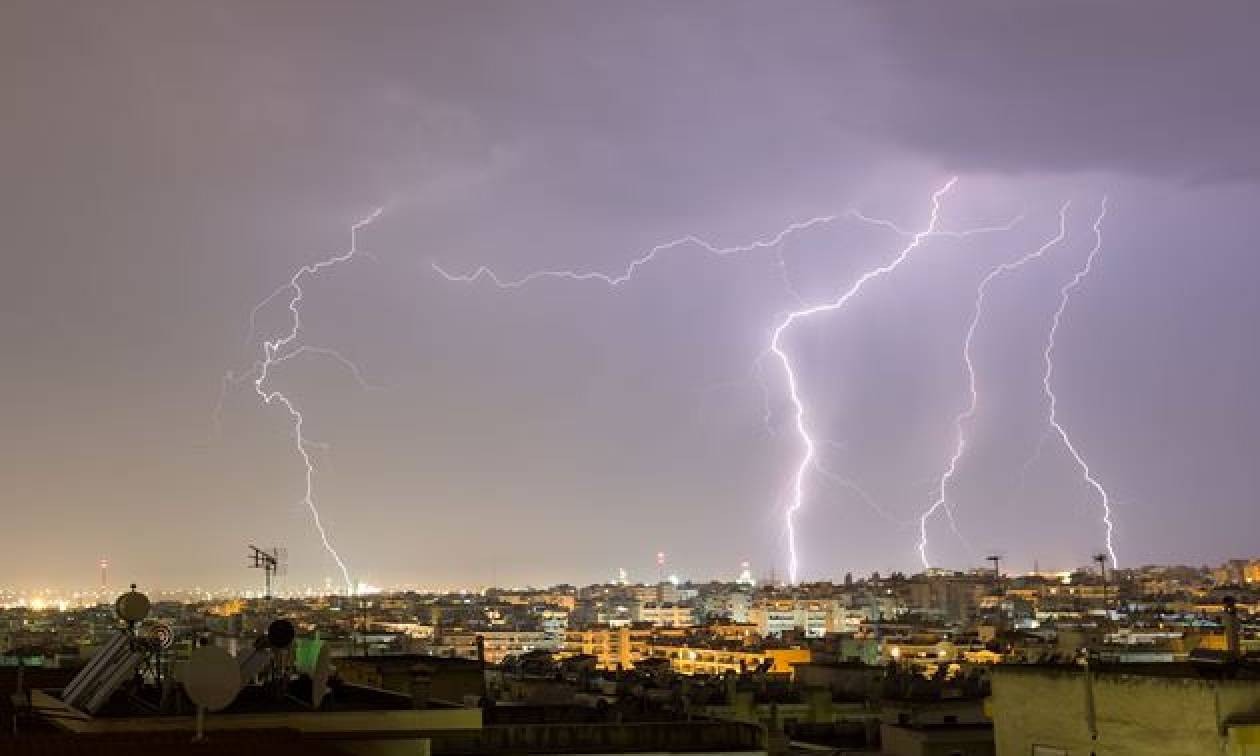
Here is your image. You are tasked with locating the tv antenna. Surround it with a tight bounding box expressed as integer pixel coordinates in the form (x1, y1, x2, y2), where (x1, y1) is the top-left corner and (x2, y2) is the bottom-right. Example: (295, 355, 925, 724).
(985, 552, 1007, 588)
(985, 554, 1002, 579)
(1093, 552, 1109, 612)
(248, 545, 286, 599)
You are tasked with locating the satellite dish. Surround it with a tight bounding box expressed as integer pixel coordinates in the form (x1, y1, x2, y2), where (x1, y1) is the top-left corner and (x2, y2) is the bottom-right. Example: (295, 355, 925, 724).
(267, 619, 296, 649)
(115, 588, 151, 623)
(183, 646, 242, 712)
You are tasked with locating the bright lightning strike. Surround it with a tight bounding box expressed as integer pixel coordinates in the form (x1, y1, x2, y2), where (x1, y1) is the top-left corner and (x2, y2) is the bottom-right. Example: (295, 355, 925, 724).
(436, 181, 1020, 585)
(1041, 198, 1118, 566)
(238, 208, 383, 595)
(775, 178, 957, 585)
(917, 201, 1073, 569)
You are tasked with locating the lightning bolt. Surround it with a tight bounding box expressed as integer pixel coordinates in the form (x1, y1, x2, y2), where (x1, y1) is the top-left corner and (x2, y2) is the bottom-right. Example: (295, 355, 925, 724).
(235, 208, 383, 595)
(775, 178, 959, 585)
(435, 180, 1021, 585)
(917, 201, 1073, 569)
(1041, 198, 1117, 566)
(433, 211, 892, 288)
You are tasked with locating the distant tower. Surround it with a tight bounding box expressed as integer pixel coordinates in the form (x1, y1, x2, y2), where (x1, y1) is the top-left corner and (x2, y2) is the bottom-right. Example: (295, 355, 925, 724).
(737, 561, 755, 587)
(99, 558, 108, 591)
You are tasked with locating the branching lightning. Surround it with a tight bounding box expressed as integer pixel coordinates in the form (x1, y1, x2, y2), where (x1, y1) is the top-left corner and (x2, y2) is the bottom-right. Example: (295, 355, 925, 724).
(229, 208, 383, 595)
(1041, 198, 1118, 566)
(433, 211, 889, 288)
(916, 202, 1073, 568)
(775, 178, 958, 584)
(436, 180, 1024, 584)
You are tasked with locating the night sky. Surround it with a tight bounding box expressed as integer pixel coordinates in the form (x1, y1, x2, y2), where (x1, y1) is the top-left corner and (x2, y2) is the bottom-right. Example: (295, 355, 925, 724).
(4, 1, 1260, 591)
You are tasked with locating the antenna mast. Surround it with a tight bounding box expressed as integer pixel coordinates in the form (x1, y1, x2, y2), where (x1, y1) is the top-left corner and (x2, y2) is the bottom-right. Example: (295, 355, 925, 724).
(248, 545, 282, 599)
(1093, 552, 1109, 614)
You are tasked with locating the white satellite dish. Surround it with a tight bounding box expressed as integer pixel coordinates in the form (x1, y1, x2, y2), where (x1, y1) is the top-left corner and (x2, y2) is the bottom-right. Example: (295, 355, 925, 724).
(183, 646, 241, 712)
(183, 646, 242, 742)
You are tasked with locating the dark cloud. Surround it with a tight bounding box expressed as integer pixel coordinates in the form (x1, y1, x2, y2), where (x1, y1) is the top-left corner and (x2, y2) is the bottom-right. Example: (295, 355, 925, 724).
(851, 1, 1260, 181)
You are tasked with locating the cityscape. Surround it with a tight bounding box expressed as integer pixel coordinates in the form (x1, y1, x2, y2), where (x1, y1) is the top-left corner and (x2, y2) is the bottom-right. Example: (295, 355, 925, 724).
(4, 558, 1260, 754)
(5, 2, 1260, 755)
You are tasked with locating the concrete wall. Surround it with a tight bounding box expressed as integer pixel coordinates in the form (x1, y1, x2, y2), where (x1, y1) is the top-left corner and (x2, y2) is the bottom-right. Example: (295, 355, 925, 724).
(794, 663, 883, 700)
(415, 720, 766, 754)
(990, 666, 1260, 756)
(881, 723, 995, 756)
(1227, 723, 1260, 756)
(33, 689, 482, 735)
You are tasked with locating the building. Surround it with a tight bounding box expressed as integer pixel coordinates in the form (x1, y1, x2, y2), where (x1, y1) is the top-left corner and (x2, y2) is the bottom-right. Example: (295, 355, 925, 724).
(989, 664, 1260, 755)
(337, 654, 486, 705)
(748, 598, 855, 638)
(879, 723, 995, 756)
(638, 602, 696, 627)
(646, 641, 811, 678)
(564, 626, 653, 670)
(698, 589, 752, 623)
(427, 629, 549, 664)
(533, 607, 569, 649)
(901, 573, 989, 622)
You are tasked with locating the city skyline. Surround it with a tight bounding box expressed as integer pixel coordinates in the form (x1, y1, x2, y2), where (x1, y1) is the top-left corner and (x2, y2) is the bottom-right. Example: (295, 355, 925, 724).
(5, 554, 1257, 607)
(5, 1, 1260, 590)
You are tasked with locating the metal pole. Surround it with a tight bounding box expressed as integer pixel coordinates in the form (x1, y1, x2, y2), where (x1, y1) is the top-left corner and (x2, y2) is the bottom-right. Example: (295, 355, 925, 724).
(1094, 554, 1108, 614)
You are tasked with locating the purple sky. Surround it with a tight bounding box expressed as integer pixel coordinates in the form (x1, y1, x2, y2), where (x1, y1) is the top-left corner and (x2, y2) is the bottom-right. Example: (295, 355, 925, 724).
(4, 1, 1260, 590)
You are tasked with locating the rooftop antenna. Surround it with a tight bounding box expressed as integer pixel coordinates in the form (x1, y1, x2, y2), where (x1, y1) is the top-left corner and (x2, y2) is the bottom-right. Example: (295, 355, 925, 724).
(248, 545, 286, 599)
(985, 554, 1001, 579)
(1093, 552, 1109, 613)
(985, 553, 1005, 596)
(985, 553, 1006, 626)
